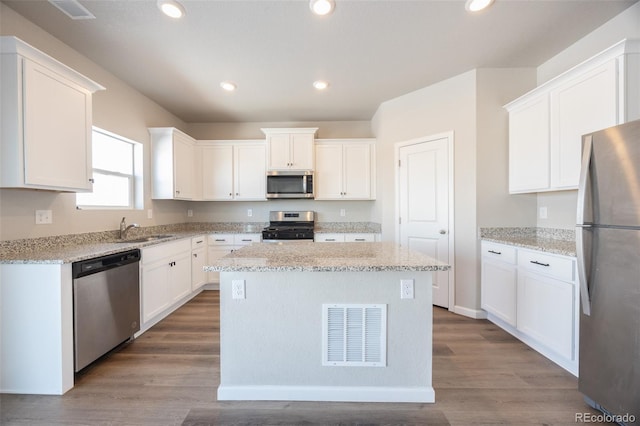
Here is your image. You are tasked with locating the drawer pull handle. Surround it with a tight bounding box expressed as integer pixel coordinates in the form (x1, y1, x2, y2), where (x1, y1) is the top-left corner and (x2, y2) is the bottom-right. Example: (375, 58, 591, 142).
(326, 239, 336, 241)
(196, 240, 203, 244)
(355, 239, 365, 241)
(215, 239, 226, 242)
(530, 260, 550, 267)
(488, 250, 502, 255)
(241, 239, 251, 242)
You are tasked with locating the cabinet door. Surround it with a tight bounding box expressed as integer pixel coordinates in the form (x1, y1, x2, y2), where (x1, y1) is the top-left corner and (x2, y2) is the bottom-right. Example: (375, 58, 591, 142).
(191, 247, 208, 291)
(550, 60, 618, 189)
(517, 270, 575, 360)
(23, 59, 93, 191)
(202, 145, 234, 200)
(141, 261, 170, 324)
(267, 134, 291, 169)
(290, 133, 314, 170)
(315, 144, 343, 199)
(508, 94, 550, 193)
(481, 258, 517, 326)
(343, 144, 372, 199)
(235, 144, 266, 200)
(168, 251, 191, 304)
(173, 133, 194, 199)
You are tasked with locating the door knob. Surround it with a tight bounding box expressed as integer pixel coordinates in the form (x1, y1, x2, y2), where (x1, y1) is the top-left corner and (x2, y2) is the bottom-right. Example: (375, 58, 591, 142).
(439, 230, 447, 235)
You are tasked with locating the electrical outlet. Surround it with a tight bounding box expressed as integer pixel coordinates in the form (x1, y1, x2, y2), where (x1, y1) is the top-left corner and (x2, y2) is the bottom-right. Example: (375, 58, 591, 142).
(400, 279, 414, 299)
(247, 209, 253, 217)
(35, 210, 52, 224)
(340, 208, 346, 217)
(539, 206, 548, 219)
(187, 209, 193, 217)
(232, 280, 246, 299)
(147, 209, 153, 219)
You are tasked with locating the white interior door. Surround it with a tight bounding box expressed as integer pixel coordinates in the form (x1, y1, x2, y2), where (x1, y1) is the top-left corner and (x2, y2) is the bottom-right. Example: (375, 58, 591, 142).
(397, 134, 452, 308)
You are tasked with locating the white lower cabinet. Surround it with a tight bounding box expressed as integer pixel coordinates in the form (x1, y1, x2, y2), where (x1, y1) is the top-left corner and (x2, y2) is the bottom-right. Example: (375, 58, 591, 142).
(140, 238, 192, 329)
(207, 234, 261, 285)
(480, 242, 517, 327)
(191, 235, 208, 291)
(481, 242, 578, 375)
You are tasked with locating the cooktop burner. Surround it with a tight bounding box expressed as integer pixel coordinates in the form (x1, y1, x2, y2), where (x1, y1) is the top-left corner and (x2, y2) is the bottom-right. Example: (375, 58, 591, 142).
(262, 211, 315, 241)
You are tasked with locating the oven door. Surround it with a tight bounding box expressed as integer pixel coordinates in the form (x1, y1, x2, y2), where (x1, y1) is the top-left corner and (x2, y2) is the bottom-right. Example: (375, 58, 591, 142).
(266, 171, 314, 199)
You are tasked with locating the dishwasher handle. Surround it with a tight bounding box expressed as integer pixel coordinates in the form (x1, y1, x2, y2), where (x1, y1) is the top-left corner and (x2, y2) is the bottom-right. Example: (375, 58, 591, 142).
(72, 249, 141, 278)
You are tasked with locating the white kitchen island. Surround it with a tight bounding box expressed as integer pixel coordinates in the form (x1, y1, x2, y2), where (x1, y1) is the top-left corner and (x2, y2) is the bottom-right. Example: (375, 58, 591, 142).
(205, 242, 449, 403)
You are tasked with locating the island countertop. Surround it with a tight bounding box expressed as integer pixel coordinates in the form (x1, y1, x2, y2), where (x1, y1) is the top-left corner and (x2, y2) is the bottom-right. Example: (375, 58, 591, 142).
(205, 241, 450, 273)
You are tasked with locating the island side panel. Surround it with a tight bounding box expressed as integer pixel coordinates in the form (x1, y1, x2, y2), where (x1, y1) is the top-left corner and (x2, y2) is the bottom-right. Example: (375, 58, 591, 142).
(218, 270, 433, 402)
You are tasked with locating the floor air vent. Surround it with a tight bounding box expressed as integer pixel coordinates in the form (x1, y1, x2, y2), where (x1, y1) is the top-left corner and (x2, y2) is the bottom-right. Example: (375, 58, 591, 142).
(322, 304, 387, 367)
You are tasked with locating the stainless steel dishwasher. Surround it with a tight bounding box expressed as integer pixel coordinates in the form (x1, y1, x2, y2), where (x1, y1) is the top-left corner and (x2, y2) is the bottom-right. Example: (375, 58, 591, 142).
(72, 249, 141, 372)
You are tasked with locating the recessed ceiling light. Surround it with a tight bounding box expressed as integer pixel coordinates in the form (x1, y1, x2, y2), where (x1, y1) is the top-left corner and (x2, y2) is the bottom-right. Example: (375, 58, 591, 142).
(157, 0, 185, 18)
(465, 0, 494, 12)
(313, 80, 329, 90)
(220, 81, 237, 91)
(310, 0, 335, 16)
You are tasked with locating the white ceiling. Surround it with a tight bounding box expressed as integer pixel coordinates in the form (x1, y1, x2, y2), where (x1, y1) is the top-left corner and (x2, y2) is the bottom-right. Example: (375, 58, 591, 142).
(3, 0, 637, 123)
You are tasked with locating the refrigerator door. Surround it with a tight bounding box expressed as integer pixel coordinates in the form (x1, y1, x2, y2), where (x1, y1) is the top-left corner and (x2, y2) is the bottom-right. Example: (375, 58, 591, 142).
(589, 119, 640, 227)
(579, 227, 640, 420)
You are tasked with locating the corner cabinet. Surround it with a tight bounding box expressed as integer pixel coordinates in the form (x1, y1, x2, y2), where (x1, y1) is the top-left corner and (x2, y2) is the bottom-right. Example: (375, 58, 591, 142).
(200, 141, 266, 201)
(505, 39, 640, 193)
(0, 36, 104, 192)
(149, 127, 196, 200)
(262, 128, 317, 170)
(315, 139, 376, 200)
(481, 241, 579, 376)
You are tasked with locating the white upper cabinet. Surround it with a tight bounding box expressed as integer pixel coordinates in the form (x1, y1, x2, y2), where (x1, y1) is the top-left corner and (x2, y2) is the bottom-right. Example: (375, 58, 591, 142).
(149, 127, 196, 200)
(505, 39, 640, 194)
(315, 139, 376, 200)
(262, 128, 317, 170)
(201, 141, 266, 201)
(0, 36, 104, 192)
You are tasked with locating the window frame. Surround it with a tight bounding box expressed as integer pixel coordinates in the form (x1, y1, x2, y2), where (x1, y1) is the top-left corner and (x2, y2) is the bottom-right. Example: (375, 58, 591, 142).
(76, 127, 143, 210)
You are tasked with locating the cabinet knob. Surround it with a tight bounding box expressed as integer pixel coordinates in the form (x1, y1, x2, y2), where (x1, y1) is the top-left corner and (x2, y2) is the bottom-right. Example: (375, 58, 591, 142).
(88, 178, 95, 183)
(176, 190, 180, 195)
(439, 230, 447, 235)
(229, 193, 233, 196)
(193, 253, 198, 258)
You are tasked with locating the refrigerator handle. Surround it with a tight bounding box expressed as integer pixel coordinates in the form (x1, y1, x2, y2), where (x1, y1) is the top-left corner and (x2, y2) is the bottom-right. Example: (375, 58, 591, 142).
(576, 134, 593, 316)
(576, 135, 592, 225)
(576, 226, 592, 316)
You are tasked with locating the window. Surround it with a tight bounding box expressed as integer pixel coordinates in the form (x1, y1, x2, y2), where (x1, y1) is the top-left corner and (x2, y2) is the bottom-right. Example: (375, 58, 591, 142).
(76, 127, 143, 209)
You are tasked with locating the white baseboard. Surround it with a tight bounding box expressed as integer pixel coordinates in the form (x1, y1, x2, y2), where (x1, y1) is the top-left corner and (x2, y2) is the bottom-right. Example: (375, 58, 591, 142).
(217, 385, 435, 403)
(453, 305, 488, 319)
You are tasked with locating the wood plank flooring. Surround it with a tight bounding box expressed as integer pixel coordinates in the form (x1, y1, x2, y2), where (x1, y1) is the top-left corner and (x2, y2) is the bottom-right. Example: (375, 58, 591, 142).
(1, 290, 607, 425)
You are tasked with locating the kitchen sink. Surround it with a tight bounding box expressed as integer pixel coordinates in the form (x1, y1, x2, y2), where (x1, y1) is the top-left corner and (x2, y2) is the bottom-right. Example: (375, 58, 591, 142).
(118, 234, 174, 243)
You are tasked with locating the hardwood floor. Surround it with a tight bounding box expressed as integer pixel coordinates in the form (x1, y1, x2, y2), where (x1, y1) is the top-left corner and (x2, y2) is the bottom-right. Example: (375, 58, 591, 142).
(1, 290, 606, 425)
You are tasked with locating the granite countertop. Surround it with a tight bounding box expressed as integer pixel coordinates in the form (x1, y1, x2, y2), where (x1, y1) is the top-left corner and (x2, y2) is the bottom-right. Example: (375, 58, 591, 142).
(314, 222, 381, 234)
(0, 222, 383, 264)
(0, 222, 267, 264)
(205, 241, 450, 273)
(480, 227, 576, 257)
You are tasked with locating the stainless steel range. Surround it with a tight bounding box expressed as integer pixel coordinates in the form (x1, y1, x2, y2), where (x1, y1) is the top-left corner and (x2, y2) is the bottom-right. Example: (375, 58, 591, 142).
(262, 211, 315, 242)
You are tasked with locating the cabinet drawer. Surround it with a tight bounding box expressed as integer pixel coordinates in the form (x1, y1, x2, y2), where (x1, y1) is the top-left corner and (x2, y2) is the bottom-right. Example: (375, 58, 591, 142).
(142, 238, 191, 264)
(234, 234, 261, 245)
(191, 235, 206, 249)
(344, 233, 375, 242)
(315, 233, 345, 242)
(208, 234, 235, 245)
(481, 241, 517, 264)
(518, 249, 575, 282)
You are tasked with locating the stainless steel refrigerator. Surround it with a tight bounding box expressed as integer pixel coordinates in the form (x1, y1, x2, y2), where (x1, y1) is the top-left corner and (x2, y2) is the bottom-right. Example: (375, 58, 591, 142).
(577, 119, 640, 424)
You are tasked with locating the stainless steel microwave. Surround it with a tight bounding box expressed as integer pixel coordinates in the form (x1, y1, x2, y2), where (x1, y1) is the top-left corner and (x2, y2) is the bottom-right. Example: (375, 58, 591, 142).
(266, 170, 314, 199)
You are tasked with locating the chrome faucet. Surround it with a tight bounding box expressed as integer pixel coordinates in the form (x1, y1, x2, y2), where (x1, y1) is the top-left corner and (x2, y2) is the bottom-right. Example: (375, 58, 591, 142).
(119, 217, 139, 239)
